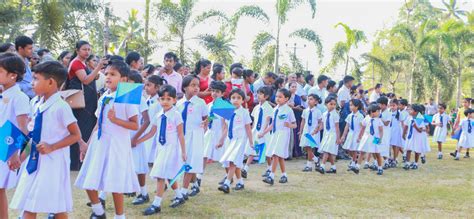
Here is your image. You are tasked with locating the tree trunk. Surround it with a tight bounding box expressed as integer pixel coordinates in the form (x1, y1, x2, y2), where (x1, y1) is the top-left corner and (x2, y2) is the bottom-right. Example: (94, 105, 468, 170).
(409, 52, 416, 103)
(456, 46, 462, 108)
(344, 53, 350, 76)
(8, 0, 24, 42)
(104, 6, 110, 56)
(180, 35, 185, 65)
(144, 0, 150, 65)
(274, 0, 281, 75)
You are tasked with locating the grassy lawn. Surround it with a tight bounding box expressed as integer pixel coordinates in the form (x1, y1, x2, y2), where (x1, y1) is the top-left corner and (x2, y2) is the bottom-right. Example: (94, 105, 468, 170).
(7, 138, 474, 218)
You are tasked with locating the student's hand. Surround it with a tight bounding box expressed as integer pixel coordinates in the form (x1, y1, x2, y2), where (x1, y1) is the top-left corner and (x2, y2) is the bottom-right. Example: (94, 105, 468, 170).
(19, 151, 27, 162)
(402, 135, 406, 140)
(257, 132, 265, 138)
(107, 107, 117, 123)
(356, 137, 361, 143)
(96, 58, 108, 71)
(200, 120, 208, 128)
(37, 142, 53, 154)
(311, 129, 319, 135)
(181, 152, 187, 162)
(216, 139, 225, 148)
(79, 141, 88, 161)
(131, 137, 138, 148)
(249, 140, 254, 149)
(284, 122, 291, 128)
(7, 153, 21, 170)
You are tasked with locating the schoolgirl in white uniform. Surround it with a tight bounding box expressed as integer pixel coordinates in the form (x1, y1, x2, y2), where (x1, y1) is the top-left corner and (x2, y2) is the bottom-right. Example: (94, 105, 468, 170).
(403, 104, 427, 170)
(432, 103, 450, 159)
(377, 97, 391, 168)
(299, 93, 323, 172)
(341, 99, 364, 173)
(388, 99, 403, 166)
(357, 104, 384, 175)
(316, 97, 341, 174)
(454, 109, 474, 160)
(144, 75, 165, 164)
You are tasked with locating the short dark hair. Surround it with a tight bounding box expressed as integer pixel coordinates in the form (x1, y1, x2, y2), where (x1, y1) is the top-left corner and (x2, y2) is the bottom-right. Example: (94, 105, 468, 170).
(231, 67, 243, 77)
(147, 75, 167, 87)
(400, 99, 408, 106)
(327, 80, 336, 90)
(14, 36, 33, 51)
(109, 55, 124, 62)
(464, 108, 474, 116)
(209, 80, 226, 93)
(390, 98, 399, 105)
(367, 104, 380, 114)
(0, 52, 26, 82)
(164, 52, 178, 62)
(411, 104, 424, 114)
(305, 74, 314, 83)
(37, 48, 50, 57)
(57, 51, 71, 61)
(277, 88, 291, 99)
(350, 99, 363, 111)
(0, 43, 14, 53)
(229, 62, 243, 74)
(343, 75, 355, 84)
(375, 83, 382, 89)
(325, 96, 337, 104)
(265, 72, 278, 80)
(296, 72, 303, 79)
(182, 74, 199, 93)
(212, 63, 224, 80)
(108, 60, 130, 78)
(308, 93, 321, 103)
(173, 62, 183, 72)
(158, 84, 177, 98)
(438, 103, 447, 110)
(317, 75, 329, 84)
(125, 51, 141, 65)
(32, 61, 67, 88)
(377, 96, 389, 105)
(229, 88, 245, 100)
(257, 86, 273, 100)
(243, 69, 254, 79)
(128, 70, 143, 83)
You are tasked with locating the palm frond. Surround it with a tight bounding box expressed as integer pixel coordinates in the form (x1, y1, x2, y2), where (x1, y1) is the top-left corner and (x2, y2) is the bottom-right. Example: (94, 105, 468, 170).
(289, 28, 323, 62)
(252, 31, 275, 52)
(230, 5, 269, 34)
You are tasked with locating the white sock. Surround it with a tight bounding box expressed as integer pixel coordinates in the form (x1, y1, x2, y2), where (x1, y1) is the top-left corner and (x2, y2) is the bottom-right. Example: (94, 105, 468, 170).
(438, 151, 442, 155)
(321, 163, 326, 169)
(313, 156, 319, 162)
(378, 166, 383, 171)
(364, 161, 368, 165)
(181, 188, 188, 195)
(243, 165, 249, 171)
(269, 172, 275, 179)
(91, 203, 105, 215)
(331, 165, 336, 170)
(193, 181, 199, 187)
(152, 196, 162, 207)
(266, 165, 271, 171)
(355, 164, 360, 169)
(174, 189, 183, 199)
(237, 178, 244, 185)
(224, 179, 231, 186)
(114, 214, 125, 219)
(306, 161, 312, 167)
(196, 173, 203, 179)
(99, 191, 107, 200)
(140, 186, 147, 196)
(282, 172, 287, 177)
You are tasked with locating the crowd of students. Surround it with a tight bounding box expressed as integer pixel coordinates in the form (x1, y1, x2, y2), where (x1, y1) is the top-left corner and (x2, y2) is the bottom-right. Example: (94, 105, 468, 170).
(0, 37, 473, 219)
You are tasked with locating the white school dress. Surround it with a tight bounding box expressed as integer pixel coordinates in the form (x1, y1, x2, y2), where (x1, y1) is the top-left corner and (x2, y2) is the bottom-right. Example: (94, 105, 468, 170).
(146, 98, 162, 163)
(458, 119, 474, 148)
(220, 106, 252, 168)
(266, 104, 296, 158)
(0, 85, 29, 190)
(342, 111, 364, 151)
(319, 110, 340, 155)
(389, 110, 404, 148)
(10, 93, 75, 213)
(203, 101, 226, 161)
(358, 116, 384, 153)
(399, 108, 410, 149)
(379, 109, 392, 157)
(150, 107, 184, 179)
(244, 101, 273, 156)
(177, 95, 208, 174)
(75, 91, 140, 193)
(131, 96, 149, 174)
(432, 113, 450, 143)
(299, 106, 323, 148)
(405, 117, 429, 153)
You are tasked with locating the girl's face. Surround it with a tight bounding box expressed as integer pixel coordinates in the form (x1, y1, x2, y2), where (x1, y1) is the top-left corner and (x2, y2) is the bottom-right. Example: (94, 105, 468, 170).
(329, 86, 337, 93)
(77, 44, 91, 60)
(144, 81, 159, 96)
(257, 92, 267, 103)
(62, 53, 72, 66)
(389, 102, 398, 111)
(104, 66, 126, 91)
(216, 71, 225, 81)
(408, 107, 417, 116)
(438, 106, 445, 114)
(159, 92, 176, 110)
(462, 99, 470, 108)
(371, 110, 380, 118)
(326, 100, 337, 111)
(87, 57, 98, 69)
(307, 96, 317, 108)
(289, 83, 297, 94)
(349, 102, 358, 113)
(275, 92, 289, 106)
(278, 82, 284, 89)
(201, 64, 211, 75)
(230, 92, 244, 108)
(211, 89, 223, 99)
(184, 78, 200, 97)
(0, 67, 17, 87)
(246, 74, 255, 84)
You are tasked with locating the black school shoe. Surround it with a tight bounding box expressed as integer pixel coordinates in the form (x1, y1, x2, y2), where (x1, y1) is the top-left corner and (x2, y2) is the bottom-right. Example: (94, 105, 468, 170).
(218, 184, 230, 193)
(302, 166, 312, 172)
(87, 198, 106, 208)
(125, 192, 136, 197)
(438, 154, 443, 159)
(410, 164, 418, 170)
(327, 168, 337, 174)
(315, 167, 325, 174)
(450, 151, 457, 157)
(262, 169, 271, 177)
(262, 176, 274, 185)
(169, 197, 185, 208)
(132, 194, 150, 205)
(143, 205, 161, 216)
(90, 213, 106, 219)
(188, 186, 200, 197)
(421, 156, 426, 164)
(241, 169, 248, 179)
(48, 213, 55, 219)
(279, 176, 288, 184)
(352, 167, 360, 174)
(197, 178, 202, 187)
(234, 183, 245, 190)
(464, 153, 470, 158)
(363, 163, 369, 169)
(377, 169, 383, 175)
(403, 164, 410, 170)
(182, 193, 189, 201)
(218, 177, 233, 185)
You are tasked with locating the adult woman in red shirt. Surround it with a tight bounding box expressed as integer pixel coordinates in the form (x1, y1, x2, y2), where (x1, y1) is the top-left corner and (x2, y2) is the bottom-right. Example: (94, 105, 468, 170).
(66, 40, 107, 170)
(195, 59, 213, 104)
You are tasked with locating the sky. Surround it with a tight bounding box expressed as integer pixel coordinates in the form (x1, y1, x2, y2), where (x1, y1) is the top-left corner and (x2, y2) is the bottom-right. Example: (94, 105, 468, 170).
(107, 0, 472, 79)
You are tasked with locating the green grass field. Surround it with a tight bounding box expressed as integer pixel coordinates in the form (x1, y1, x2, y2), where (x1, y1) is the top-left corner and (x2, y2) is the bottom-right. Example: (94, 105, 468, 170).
(7, 138, 474, 218)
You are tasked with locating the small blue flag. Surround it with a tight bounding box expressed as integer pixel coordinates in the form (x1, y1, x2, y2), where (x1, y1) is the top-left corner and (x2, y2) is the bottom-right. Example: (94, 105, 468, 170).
(452, 129, 462, 140)
(211, 98, 235, 120)
(114, 82, 143, 105)
(0, 120, 29, 162)
(169, 163, 192, 186)
(254, 142, 266, 164)
(415, 113, 424, 125)
(304, 133, 318, 148)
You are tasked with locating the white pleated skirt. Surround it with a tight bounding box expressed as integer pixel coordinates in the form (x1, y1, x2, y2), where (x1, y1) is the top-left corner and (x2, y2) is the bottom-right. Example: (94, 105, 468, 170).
(220, 136, 247, 168)
(319, 131, 338, 155)
(184, 128, 205, 174)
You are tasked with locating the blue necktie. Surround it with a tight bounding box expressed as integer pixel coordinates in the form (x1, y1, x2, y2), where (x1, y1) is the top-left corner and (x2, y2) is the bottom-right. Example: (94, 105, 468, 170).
(256, 107, 263, 131)
(208, 111, 214, 129)
(228, 113, 235, 139)
(369, 118, 375, 136)
(159, 114, 167, 145)
(272, 109, 279, 133)
(468, 119, 472, 133)
(182, 101, 191, 135)
(390, 113, 394, 127)
(325, 112, 330, 131)
(408, 119, 414, 139)
(97, 96, 113, 140)
(26, 109, 43, 174)
(308, 109, 313, 127)
(147, 99, 153, 106)
(440, 115, 443, 128)
(350, 114, 354, 131)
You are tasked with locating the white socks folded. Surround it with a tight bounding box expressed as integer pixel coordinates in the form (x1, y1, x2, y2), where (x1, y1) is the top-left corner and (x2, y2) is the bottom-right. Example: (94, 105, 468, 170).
(140, 186, 147, 196)
(91, 203, 105, 216)
(152, 196, 162, 207)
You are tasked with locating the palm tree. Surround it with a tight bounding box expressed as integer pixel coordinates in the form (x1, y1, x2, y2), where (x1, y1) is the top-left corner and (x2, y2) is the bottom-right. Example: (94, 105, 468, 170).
(438, 0, 468, 19)
(324, 23, 366, 76)
(361, 52, 410, 92)
(197, 27, 235, 67)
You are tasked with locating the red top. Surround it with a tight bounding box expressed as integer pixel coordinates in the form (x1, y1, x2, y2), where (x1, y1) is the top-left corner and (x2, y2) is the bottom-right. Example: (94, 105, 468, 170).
(245, 83, 254, 112)
(68, 59, 86, 80)
(224, 81, 253, 110)
(199, 75, 213, 104)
